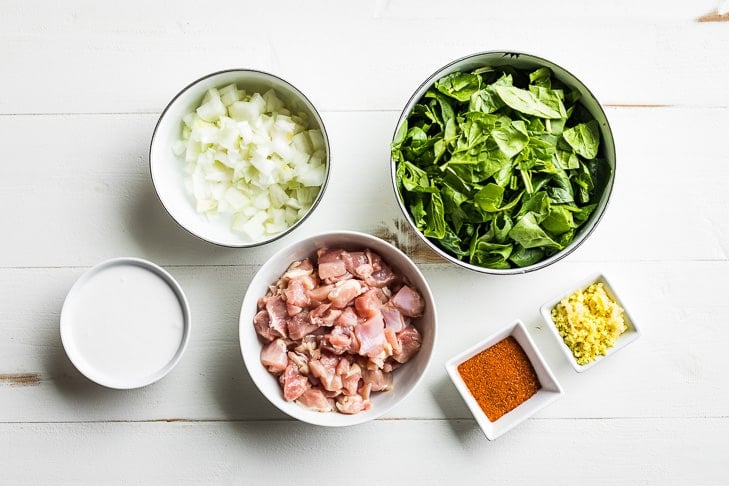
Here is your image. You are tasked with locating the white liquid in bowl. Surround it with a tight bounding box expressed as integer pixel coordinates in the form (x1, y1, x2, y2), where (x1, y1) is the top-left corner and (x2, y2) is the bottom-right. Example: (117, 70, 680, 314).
(61, 258, 190, 388)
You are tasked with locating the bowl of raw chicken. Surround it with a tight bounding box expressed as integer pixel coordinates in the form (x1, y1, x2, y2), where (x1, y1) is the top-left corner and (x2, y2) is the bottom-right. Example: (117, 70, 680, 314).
(239, 230, 437, 426)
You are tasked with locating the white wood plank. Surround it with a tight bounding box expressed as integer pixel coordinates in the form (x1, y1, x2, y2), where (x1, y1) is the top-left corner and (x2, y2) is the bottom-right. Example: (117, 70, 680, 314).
(2, 2, 728, 483)
(1, 1, 728, 114)
(0, 419, 727, 484)
(1, 261, 727, 422)
(0, 106, 727, 267)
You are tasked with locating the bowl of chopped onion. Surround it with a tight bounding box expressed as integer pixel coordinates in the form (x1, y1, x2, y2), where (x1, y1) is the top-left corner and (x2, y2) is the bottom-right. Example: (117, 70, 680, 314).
(150, 69, 330, 247)
(239, 230, 437, 426)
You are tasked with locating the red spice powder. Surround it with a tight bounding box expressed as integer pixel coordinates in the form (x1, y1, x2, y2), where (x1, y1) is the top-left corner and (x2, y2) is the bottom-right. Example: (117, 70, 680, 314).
(457, 336, 541, 421)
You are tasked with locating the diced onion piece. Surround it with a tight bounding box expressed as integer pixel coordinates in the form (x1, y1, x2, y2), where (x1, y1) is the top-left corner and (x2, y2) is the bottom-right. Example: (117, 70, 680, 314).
(196, 89, 227, 122)
(219, 83, 242, 106)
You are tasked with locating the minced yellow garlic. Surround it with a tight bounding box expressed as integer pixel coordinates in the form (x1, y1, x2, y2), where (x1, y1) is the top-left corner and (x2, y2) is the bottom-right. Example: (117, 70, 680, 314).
(551, 282, 626, 365)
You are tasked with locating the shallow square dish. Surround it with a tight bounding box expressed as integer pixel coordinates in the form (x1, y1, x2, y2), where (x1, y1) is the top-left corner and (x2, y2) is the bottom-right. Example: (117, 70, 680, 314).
(445, 320, 563, 440)
(540, 274, 640, 372)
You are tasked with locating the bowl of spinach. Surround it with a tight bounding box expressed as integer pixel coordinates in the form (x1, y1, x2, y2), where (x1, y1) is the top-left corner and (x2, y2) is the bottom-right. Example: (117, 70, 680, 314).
(390, 51, 615, 274)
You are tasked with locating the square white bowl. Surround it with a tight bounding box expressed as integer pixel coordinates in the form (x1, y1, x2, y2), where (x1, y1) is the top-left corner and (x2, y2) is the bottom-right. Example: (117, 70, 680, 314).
(540, 273, 641, 372)
(445, 320, 563, 440)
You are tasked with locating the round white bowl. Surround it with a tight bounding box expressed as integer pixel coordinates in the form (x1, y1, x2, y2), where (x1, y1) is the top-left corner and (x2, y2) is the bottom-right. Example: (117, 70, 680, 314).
(238, 230, 437, 426)
(150, 69, 330, 247)
(391, 51, 616, 274)
(60, 257, 191, 389)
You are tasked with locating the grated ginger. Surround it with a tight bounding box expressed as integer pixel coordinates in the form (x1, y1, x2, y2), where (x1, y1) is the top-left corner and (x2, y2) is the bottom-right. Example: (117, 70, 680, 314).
(551, 282, 626, 365)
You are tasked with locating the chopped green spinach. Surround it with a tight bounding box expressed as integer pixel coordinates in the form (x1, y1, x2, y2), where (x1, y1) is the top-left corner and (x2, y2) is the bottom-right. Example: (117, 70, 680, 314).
(391, 65, 610, 269)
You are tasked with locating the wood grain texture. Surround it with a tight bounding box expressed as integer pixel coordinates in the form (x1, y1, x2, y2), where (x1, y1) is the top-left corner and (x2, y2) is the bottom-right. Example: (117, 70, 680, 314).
(0, 1, 728, 114)
(1, 419, 728, 484)
(1, 1, 728, 482)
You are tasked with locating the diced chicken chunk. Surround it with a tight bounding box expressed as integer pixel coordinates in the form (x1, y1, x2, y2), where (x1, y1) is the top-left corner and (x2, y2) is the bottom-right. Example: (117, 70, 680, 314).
(260, 339, 288, 374)
(391, 285, 425, 317)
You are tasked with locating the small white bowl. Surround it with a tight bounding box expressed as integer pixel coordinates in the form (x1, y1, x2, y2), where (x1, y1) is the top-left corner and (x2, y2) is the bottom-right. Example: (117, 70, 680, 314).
(445, 320, 563, 440)
(150, 69, 330, 247)
(540, 273, 640, 372)
(60, 257, 191, 389)
(238, 230, 437, 426)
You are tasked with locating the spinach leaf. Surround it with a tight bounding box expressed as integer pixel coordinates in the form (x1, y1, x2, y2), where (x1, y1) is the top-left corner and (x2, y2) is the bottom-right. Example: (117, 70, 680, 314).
(474, 183, 505, 213)
(563, 120, 600, 159)
(469, 234, 513, 269)
(424, 192, 447, 239)
(510, 245, 545, 267)
(435, 72, 481, 102)
(469, 86, 505, 114)
(509, 212, 563, 250)
(542, 205, 575, 235)
(493, 85, 567, 119)
(492, 121, 529, 159)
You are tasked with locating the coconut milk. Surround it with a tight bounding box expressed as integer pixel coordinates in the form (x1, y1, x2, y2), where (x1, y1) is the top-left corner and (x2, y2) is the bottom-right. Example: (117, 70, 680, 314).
(63, 261, 186, 387)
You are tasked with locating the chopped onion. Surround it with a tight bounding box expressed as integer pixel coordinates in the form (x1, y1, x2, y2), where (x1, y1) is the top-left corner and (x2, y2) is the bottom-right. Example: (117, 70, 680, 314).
(174, 86, 326, 242)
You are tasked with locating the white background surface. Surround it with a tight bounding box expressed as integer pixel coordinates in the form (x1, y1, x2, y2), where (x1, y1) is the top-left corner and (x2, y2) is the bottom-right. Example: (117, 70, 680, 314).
(2, 1, 728, 484)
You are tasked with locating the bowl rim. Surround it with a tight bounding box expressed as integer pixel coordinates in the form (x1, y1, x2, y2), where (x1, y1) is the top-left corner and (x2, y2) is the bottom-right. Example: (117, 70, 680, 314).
(444, 319, 564, 440)
(149, 68, 331, 248)
(539, 272, 641, 372)
(390, 50, 616, 275)
(238, 229, 438, 426)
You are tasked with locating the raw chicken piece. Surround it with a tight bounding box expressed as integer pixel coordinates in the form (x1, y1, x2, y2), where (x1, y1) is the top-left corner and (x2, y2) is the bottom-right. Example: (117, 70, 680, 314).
(287, 351, 310, 375)
(381, 305, 405, 332)
(297, 388, 334, 412)
(260, 339, 288, 374)
(283, 258, 314, 281)
(393, 325, 422, 364)
(281, 362, 309, 401)
(362, 249, 398, 288)
(324, 324, 356, 355)
(253, 309, 276, 342)
(284, 278, 310, 309)
(384, 327, 402, 356)
(355, 311, 386, 360)
(317, 249, 349, 281)
(328, 279, 364, 308)
(287, 311, 319, 340)
(309, 354, 343, 393)
(391, 285, 425, 317)
(264, 295, 289, 338)
(309, 303, 342, 327)
(335, 307, 359, 327)
(336, 394, 370, 414)
(354, 288, 384, 318)
(363, 368, 394, 392)
(341, 362, 362, 396)
(342, 251, 373, 279)
(308, 284, 334, 305)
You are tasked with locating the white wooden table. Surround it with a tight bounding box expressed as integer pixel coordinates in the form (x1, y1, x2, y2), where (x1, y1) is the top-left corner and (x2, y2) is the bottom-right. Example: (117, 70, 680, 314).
(2, 1, 728, 483)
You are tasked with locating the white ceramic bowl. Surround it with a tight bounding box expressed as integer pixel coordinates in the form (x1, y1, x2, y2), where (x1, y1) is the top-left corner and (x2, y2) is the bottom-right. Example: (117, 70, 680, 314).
(391, 51, 616, 274)
(60, 257, 191, 389)
(150, 69, 330, 247)
(540, 273, 641, 372)
(445, 320, 563, 440)
(239, 230, 437, 426)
